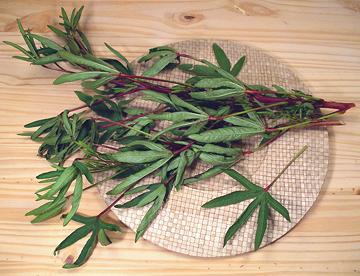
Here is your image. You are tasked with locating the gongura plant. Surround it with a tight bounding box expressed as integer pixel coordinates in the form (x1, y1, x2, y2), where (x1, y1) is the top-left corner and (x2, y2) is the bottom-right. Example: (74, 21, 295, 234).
(4, 6, 355, 268)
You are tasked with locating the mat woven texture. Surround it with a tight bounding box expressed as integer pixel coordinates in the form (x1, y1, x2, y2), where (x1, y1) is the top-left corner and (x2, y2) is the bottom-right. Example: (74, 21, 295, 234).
(96, 40, 329, 257)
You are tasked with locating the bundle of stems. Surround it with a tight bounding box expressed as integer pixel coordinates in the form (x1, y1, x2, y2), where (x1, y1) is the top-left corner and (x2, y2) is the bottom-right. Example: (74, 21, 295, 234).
(5, 6, 354, 269)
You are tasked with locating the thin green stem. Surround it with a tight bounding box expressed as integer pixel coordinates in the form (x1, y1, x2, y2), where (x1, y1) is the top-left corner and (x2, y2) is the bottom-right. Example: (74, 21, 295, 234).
(264, 145, 308, 191)
(216, 102, 288, 120)
(66, 174, 116, 199)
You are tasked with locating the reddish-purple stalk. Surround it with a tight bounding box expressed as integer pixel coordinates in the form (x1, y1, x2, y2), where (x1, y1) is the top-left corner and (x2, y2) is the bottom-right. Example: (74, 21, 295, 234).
(68, 87, 143, 113)
(96, 186, 133, 218)
(99, 106, 167, 129)
(172, 142, 195, 156)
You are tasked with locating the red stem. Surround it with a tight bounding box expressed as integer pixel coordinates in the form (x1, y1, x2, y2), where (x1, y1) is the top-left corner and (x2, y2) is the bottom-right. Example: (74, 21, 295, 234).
(172, 142, 195, 156)
(96, 187, 132, 218)
(266, 120, 344, 132)
(68, 87, 143, 113)
(99, 106, 167, 129)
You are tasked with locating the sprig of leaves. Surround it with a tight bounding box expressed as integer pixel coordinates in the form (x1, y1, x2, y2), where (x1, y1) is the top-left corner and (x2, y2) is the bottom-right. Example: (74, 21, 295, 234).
(202, 145, 307, 249)
(54, 213, 121, 269)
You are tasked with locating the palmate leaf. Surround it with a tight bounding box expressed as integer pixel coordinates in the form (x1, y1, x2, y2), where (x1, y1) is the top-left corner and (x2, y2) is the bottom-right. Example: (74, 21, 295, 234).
(224, 195, 262, 246)
(203, 167, 294, 249)
(54, 214, 121, 269)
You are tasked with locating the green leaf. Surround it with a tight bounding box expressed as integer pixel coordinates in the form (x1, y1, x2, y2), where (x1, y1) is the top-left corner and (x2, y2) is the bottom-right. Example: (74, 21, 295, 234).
(24, 117, 56, 128)
(199, 152, 235, 166)
(111, 150, 171, 164)
(30, 33, 63, 51)
(224, 169, 262, 191)
(16, 19, 37, 57)
(200, 144, 241, 156)
(73, 6, 84, 28)
(116, 190, 151, 209)
(77, 30, 92, 53)
(69, 213, 97, 224)
(142, 90, 174, 107)
(169, 94, 206, 115)
(174, 151, 187, 190)
(47, 25, 67, 37)
(189, 126, 264, 143)
(74, 161, 94, 184)
(26, 198, 64, 217)
(148, 112, 207, 122)
(53, 71, 108, 85)
(230, 56, 246, 77)
(62, 110, 72, 136)
(255, 199, 268, 250)
(224, 196, 261, 246)
(63, 175, 83, 226)
(224, 116, 264, 130)
(82, 76, 114, 89)
(190, 88, 244, 100)
(138, 50, 174, 63)
(104, 43, 130, 66)
(99, 219, 121, 232)
(137, 184, 165, 207)
(184, 166, 225, 185)
(30, 200, 66, 223)
(212, 43, 231, 71)
(63, 230, 97, 269)
(3, 41, 32, 58)
(61, 7, 71, 27)
(142, 53, 177, 77)
(36, 170, 62, 179)
(201, 60, 241, 84)
(135, 193, 165, 242)
(125, 184, 151, 196)
(41, 165, 78, 199)
(266, 193, 290, 222)
(98, 228, 111, 246)
(30, 117, 58, 140)
(74, 90, 93, 105)
(57, 50, 118, 73)
(151, 120, 199, 141)
(13, 55, 33, 62)
(32, 53, 63, 65)
(54, 224, 92, 254)
(126, 140, 168, 152)
(202, 190, 258, 208)
(107, 157, 172, 195)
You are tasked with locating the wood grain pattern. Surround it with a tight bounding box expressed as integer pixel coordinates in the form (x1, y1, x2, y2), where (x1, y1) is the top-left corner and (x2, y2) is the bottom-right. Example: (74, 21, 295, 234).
(0, 0, 359, 275)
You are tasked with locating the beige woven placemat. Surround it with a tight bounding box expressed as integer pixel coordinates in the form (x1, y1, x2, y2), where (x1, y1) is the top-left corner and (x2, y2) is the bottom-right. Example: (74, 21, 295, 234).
(96, 40, 329, 257)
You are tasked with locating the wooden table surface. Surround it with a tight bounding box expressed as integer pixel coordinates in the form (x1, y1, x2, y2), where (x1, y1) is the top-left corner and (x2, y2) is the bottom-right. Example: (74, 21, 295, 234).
(0, 1, 359, 275)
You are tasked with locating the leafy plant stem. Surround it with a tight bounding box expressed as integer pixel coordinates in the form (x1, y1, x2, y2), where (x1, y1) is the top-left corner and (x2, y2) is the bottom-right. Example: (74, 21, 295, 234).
(94, 117, 153, 138)
(212, 102, 288, 120)
(117, 74, 192, 87)
(96, 186, 133, 218)
(264, 145, 308, 191)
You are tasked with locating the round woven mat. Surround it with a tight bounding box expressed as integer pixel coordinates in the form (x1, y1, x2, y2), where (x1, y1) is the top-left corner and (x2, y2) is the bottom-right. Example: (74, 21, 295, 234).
(96, 40, 329, 257)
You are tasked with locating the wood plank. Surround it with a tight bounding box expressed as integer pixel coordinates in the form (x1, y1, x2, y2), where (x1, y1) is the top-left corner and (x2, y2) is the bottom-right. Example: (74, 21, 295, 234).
(0, 0, 359, 275)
